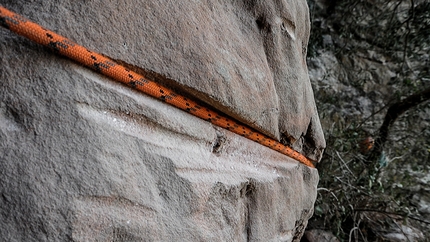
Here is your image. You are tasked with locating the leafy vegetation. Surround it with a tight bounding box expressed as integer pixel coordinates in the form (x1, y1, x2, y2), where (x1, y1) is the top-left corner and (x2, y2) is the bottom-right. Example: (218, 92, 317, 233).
(305, 0, 430, 240)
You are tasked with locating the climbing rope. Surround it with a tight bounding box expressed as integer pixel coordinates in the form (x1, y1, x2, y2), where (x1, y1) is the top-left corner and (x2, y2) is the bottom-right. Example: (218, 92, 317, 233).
(0, 6, 315, 168)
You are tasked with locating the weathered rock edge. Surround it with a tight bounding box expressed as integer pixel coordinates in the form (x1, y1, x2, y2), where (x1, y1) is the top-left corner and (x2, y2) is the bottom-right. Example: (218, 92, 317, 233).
(0, 0, 325, 161)
(0, 58, 318, 240)
(0, 1, 321, 241)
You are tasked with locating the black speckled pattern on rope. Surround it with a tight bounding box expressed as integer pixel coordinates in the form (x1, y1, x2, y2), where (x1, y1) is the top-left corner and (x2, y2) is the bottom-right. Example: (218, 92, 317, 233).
(0, 6, 315, 168)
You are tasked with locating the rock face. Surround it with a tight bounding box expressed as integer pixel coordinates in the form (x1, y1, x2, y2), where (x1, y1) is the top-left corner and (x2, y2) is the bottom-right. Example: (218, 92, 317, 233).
(0, 1, 323, 241)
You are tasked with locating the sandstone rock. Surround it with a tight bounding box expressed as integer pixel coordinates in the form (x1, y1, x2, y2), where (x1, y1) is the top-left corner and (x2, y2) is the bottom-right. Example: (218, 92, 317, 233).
(0, 0, 322, 241)
(0, 0, 325, 161)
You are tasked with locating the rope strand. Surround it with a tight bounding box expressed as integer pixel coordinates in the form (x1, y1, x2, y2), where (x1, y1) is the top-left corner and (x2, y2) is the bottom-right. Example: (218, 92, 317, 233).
(0, 6, 315, 168)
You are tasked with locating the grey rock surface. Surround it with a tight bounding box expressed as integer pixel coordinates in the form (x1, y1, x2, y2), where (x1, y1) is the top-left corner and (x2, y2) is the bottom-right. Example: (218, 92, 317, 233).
(0, 0, 325, 161)
(0, 0, 322, 241)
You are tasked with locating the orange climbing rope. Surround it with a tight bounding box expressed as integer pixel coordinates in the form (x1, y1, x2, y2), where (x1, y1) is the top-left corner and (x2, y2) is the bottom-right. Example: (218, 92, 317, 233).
(0, 6, 315, 168)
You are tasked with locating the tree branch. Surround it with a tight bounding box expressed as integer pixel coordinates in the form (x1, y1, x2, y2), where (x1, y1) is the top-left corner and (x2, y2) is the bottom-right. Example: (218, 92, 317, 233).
(369, 87, 430, 162)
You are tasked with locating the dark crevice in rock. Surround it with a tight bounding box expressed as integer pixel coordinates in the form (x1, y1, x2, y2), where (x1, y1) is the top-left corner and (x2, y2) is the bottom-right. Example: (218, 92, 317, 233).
(292, 209, 310, 242)
(212, 128, 226, 155)
(281, 133, 297, 147)
(255, 16, 270, 32)
(302, 121, 318, 159)
(242, 180, 255, 241)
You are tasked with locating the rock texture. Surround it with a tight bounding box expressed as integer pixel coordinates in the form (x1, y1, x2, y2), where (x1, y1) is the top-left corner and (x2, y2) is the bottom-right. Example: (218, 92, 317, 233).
(0, 0, 323, 241)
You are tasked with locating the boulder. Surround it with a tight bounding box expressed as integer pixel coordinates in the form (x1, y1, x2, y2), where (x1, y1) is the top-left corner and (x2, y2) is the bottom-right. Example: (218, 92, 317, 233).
(0, 0, 323, 241)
